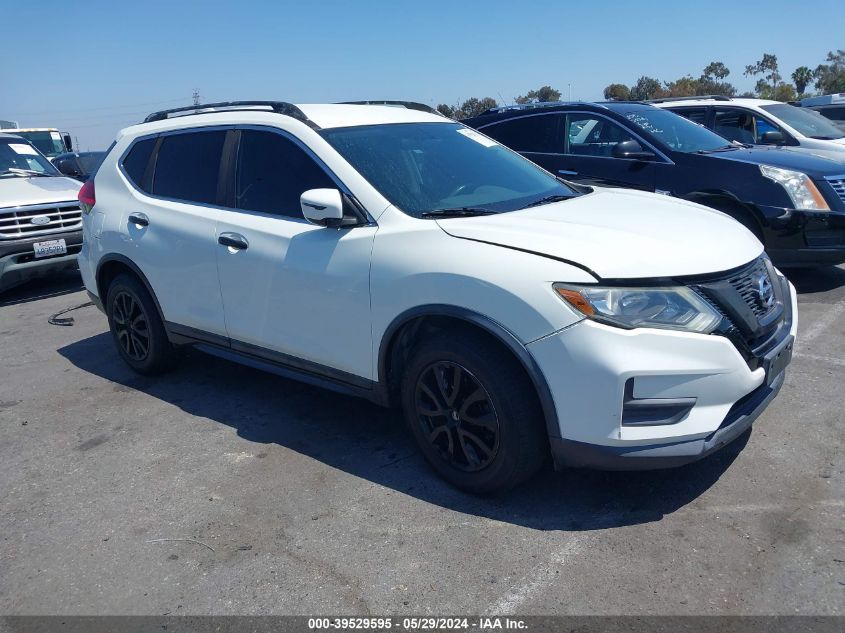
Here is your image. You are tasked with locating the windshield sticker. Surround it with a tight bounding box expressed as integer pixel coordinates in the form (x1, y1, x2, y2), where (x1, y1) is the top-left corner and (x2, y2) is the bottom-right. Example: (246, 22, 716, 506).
(457, 128, 499, 148)
(9, 143, 38, 155)
(50, 131, 62, 140)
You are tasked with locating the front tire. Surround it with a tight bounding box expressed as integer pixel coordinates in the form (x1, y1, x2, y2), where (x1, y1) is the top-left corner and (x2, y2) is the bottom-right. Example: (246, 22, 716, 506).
(106, 273, 176, 375)
(400, 332, 547, 494)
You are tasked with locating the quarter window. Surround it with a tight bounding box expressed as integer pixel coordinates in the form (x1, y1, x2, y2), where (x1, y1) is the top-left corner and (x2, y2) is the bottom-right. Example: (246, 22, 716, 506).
(235, 130, 335, 218)
(566, 115, 636, 157)
(122, 138, 156, 192)
(152, 131, 226, 204)
(482, 115, 561, 153)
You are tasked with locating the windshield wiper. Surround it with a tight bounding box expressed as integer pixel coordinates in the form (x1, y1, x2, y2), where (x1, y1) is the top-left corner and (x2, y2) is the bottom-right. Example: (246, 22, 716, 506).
(420, 207, 499, 218)
(696, 145, 741, 154)
(808, 135, 841, 140)
(522, 194, 573, 209)
(2, 168, 53, 178)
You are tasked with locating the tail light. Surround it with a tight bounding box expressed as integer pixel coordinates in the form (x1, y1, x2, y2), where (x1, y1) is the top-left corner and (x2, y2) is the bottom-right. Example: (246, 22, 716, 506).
(78, 179, 95, 213)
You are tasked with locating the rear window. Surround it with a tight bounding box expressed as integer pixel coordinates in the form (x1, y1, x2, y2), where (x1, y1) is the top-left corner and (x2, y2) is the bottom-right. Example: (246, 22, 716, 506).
(122, 139, 156, 191)
(482, 114, 561, 153)
(152, 131, 226, 204)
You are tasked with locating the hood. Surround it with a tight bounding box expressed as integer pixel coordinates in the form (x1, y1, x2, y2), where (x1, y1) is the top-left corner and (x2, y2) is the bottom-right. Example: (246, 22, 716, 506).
(781, 145, 845, 163)
(0, 175, 82, 209)
(436, 188, 763, 280)
(708, 145, 845, 175)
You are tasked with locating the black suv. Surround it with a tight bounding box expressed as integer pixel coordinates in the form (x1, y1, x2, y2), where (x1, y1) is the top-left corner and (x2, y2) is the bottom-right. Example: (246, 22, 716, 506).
(464, 102, 845, 267)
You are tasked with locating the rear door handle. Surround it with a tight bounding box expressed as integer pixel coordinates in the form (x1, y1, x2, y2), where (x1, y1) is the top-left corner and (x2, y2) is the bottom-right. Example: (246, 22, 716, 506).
(128, 213, 149, 227)
(218, 232, 249, 251)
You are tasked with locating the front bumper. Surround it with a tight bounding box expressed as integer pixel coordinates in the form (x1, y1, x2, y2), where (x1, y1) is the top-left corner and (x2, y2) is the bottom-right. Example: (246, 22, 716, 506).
(528, 279, 798, 470)
(761, 206, 845, 267)
(0, 230, 83, 292)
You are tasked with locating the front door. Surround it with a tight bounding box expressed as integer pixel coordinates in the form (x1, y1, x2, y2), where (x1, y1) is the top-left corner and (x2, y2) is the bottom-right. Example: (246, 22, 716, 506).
(555, 113, 657, 191)
(214, 128, 376, 381)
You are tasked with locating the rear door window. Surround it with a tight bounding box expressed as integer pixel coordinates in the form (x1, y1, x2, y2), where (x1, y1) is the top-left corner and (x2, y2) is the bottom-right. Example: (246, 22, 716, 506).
(235, 130, 335, 218)
(481, 114, 561, 153)
(152, 130, 226, 204)
(670, 107, 708, 126)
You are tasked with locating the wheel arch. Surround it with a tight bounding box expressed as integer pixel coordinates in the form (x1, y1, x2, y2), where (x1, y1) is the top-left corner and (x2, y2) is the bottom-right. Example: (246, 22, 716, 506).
(96, 254, 167, 326)
(681, 190, 766, 242)
(377, 305, 561, 440)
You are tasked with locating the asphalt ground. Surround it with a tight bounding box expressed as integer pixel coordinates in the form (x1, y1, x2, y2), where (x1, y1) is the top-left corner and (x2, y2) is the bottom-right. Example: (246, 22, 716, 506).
(0, 266, 843, 616)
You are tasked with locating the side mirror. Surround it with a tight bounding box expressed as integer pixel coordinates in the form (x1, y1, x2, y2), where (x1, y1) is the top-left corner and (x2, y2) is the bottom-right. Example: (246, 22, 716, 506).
(612, 139, 655, 160)
(761, 130, 785, 145)
(62, 133, 73, 152)
(301, 188, 345, 227)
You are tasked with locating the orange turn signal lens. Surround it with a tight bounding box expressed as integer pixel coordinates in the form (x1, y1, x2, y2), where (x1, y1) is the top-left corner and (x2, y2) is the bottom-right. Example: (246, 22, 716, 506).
(555, 287, 595, 316)
(806, 179, 830, 211)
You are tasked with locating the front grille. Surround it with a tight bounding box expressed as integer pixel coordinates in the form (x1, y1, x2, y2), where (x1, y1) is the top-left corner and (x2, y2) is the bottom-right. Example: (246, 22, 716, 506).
(827, 177, 845, 205)
(726, 257, 776, 320)
(0, 202, 82, 239)
(689, 256, 790, 369)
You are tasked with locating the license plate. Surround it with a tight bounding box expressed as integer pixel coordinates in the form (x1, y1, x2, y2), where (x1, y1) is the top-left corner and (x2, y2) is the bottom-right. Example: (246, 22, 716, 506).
(765, 341, 793, 386)
(33, 239, 67, 259)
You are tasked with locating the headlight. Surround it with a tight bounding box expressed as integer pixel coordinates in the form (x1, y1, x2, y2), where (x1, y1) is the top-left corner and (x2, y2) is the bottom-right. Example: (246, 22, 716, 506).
(554, 284, 722, 333)
(759, 165, 829, 211)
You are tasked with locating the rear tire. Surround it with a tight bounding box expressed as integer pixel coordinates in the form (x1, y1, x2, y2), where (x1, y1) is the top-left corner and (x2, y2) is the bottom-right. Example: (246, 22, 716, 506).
(105, 273, 176, 375)
(400, 331, 547, 494)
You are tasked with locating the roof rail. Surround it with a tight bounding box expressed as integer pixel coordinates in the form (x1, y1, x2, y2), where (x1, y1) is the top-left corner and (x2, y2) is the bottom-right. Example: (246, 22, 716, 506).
(340, 100, 445, 116)
(647, 95, 732, 104)
(480, 101, 606, 116)
(143, 101, 319, 128)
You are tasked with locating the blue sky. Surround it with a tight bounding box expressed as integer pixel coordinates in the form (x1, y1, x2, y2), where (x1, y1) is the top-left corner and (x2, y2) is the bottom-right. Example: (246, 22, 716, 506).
(3, 0, 842, 149)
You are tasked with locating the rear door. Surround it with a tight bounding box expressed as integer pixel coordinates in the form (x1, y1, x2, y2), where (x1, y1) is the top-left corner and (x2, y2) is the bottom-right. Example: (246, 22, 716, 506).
(118, 129, 228, 336)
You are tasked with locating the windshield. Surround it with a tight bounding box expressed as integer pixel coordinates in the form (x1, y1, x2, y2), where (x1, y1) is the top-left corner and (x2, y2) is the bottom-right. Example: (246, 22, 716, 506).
(320, 122, 576, 217)
(0, 140, 60, 177)
(760, 104, 845, 140)
(623, 109, 734, 153)
(10, 131, 66, 157)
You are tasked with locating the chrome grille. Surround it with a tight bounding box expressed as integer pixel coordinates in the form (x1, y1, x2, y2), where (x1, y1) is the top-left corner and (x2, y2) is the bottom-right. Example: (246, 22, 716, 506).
(727, 258, 775, 319)
(827, 177, 845, 204)
(0, 202, 82, 239)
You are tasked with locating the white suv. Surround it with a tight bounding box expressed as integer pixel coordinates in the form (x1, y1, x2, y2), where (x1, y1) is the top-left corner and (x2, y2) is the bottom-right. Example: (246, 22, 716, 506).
(653, 96, 845, 158)
(77, 101, 797, 493)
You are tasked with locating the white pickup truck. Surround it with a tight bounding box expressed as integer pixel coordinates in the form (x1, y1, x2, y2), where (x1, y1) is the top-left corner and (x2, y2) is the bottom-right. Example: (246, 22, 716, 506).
(0, 133, 82, 292)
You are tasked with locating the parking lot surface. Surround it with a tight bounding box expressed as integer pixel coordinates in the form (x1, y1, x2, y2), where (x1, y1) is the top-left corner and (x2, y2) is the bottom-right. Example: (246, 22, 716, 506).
(1, 267, 843, 615)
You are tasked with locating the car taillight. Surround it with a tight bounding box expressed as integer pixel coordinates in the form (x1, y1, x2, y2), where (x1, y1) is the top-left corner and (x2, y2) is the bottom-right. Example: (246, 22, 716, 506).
(78, 180, 95, 213)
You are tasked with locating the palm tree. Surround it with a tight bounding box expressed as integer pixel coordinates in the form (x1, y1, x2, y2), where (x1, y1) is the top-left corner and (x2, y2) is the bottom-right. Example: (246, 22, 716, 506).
(792, 66, 814, 95)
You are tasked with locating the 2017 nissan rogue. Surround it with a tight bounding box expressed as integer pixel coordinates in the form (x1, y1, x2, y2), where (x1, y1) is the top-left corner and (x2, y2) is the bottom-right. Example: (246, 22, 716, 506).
(77, 101, 797, 493)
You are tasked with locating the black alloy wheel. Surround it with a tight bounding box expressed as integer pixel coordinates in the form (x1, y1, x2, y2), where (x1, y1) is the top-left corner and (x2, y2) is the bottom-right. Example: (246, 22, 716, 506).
(111, 290, 150, 361)
(106, 273, 177, 375)
(414, 361, 501, 472)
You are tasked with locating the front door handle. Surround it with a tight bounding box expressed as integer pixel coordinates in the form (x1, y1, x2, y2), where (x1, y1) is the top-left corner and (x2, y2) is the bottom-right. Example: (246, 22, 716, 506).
(218, 232, 249, 251)
(128, 213, 149, 227)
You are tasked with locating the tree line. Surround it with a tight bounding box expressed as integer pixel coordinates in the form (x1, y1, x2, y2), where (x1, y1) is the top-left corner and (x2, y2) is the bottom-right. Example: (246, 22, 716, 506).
(435, 50, 845, 120)
(603, 50, 845, 102)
